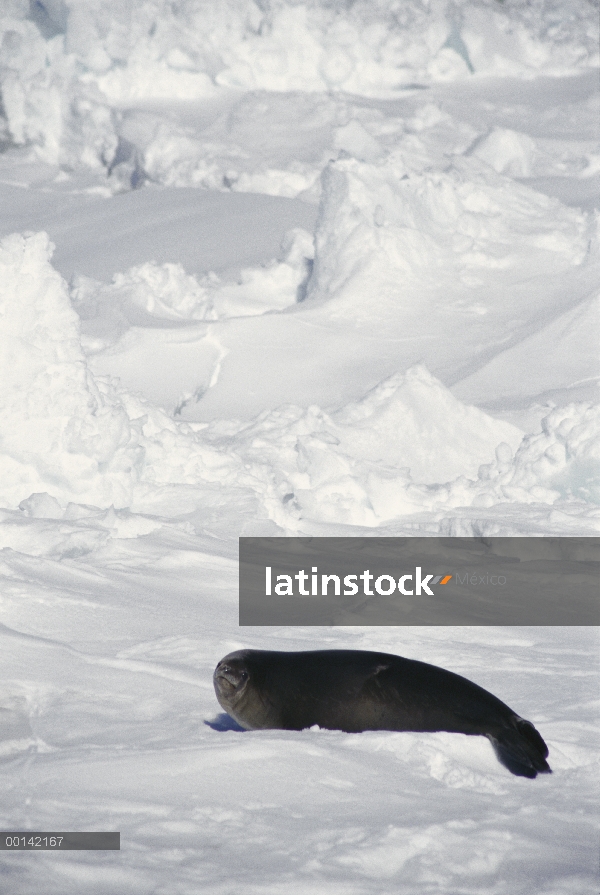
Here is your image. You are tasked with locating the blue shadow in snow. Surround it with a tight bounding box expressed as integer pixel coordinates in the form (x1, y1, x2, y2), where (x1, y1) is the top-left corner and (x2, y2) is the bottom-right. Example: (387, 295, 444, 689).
(204, 713, 246, 732)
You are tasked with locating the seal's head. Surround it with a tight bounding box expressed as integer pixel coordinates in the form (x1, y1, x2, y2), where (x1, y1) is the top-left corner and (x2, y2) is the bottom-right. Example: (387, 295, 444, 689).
(213, 649, 284, 730)
(213, 652, 250, 712)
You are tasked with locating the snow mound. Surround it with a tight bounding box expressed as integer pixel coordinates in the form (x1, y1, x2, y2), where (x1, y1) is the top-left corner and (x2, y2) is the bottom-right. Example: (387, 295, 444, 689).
(0, 231, 143, 508)
(472, 127, 538, 178)
(203, 371, 600, 528)
(95, 261, 217, 322)
(459, 402, 600, 507)
(0, 231, 241, 510)
(1, 0, 597, 173)
(0, 230, 596, 529)
(205, 366, 523, 526)
(309, 154, 590, 306)
(72, 227, 314, 353)
(71, 261, 218, 354)
(332, 365, 522, 483)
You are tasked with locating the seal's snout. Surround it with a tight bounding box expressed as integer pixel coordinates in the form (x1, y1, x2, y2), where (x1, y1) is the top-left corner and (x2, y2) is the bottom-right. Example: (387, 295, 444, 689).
(214, 662, 249, 693)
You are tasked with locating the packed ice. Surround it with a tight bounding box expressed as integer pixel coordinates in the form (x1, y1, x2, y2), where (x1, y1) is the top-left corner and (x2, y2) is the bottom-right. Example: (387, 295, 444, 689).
(0, 1, 598, 893)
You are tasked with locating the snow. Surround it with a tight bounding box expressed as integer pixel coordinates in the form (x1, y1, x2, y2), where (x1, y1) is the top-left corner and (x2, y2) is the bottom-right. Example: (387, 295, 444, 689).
(0, 0, 598, 892)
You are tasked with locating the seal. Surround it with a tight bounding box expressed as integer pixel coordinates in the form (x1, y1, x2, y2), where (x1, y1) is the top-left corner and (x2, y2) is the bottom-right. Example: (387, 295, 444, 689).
(213, 648, 551, 779)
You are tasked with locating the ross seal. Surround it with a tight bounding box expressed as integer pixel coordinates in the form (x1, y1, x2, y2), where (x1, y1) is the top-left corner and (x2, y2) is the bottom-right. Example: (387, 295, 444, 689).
(213, 648, 551, 779)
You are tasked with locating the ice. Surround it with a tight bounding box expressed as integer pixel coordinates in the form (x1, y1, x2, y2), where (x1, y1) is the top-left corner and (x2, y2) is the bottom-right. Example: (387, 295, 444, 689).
(0, 0, 599, 892)
(0, 231, 142, 509)
(0, 227, 596, 532)
(2, 1, 598, 181)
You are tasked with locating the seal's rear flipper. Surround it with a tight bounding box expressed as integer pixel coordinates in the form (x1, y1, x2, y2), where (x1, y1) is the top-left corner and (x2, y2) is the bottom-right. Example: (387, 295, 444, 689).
(489, 717, 552, 779)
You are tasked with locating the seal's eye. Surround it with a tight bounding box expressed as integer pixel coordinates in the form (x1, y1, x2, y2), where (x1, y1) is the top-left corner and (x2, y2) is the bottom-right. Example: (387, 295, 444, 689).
(240, 671, 249, 681)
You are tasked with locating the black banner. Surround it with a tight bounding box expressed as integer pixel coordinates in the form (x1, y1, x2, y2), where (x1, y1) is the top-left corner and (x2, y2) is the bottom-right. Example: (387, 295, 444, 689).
(239, 537, 599, 625)
(0, 832, 120, 850)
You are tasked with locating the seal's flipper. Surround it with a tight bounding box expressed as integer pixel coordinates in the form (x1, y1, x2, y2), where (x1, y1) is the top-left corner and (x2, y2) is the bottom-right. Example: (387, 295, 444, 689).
(489, 718, 552, 779)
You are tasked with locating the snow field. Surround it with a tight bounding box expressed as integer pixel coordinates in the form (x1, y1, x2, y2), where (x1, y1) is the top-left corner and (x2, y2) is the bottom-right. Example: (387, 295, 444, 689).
(0, 1, 598, 893)
(0, 530, 597, 893)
